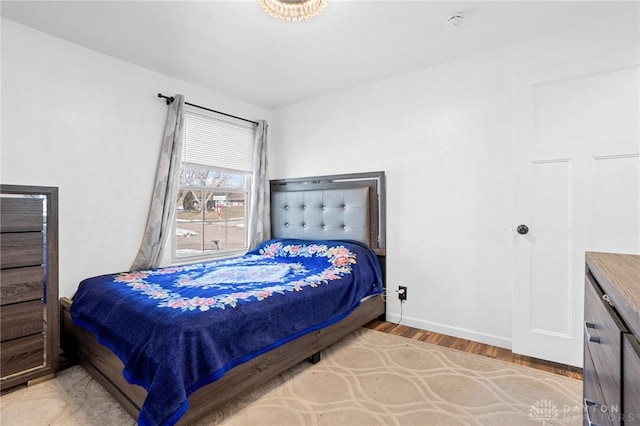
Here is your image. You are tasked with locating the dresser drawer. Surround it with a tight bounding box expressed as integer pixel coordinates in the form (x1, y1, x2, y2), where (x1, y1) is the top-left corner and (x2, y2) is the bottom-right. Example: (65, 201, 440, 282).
(623, 334, 640, 424)
(0, 266, 44, 305)
(0, 197, 43, 233)
(584, 344, 614, 426)
(0, 334, 44, 377)
(0, 232, 43, 269)
(585, 273, 626, 423)
(0, 300, 43, 342)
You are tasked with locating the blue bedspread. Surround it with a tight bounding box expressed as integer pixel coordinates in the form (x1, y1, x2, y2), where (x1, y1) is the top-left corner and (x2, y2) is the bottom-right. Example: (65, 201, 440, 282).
(70, 239, 382, 426)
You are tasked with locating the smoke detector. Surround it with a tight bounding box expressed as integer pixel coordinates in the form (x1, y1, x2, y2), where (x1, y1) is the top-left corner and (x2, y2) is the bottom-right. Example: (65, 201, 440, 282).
(446, 12, 464, 28)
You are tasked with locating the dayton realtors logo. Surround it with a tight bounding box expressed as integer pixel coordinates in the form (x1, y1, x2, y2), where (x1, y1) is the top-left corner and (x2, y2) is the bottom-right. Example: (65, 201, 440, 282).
(529, 399, 561, 424)
(529, 398, 638, 424)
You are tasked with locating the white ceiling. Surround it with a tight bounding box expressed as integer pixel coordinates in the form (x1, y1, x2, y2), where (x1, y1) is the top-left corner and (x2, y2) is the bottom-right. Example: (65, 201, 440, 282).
(2, 1, 638, 110)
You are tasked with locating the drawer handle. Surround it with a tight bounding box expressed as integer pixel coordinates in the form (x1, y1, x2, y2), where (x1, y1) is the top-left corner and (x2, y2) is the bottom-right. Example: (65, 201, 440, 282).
(584, 322, 600, 343)
(584, 398, 600, 426)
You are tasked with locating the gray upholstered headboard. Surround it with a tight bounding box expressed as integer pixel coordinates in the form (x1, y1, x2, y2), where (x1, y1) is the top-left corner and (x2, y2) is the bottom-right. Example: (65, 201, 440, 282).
(270, 171, 386, 255)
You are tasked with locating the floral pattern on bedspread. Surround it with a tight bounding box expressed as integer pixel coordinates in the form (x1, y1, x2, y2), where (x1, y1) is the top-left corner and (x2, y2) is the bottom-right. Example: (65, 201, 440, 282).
(70, 239, 382, 426)
(111, 242, 357, 312)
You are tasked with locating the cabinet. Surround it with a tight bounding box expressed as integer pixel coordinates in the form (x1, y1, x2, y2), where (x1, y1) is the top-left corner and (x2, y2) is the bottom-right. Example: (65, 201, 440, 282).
(584, 252, 640, 426)
(0, 185, 59, 390)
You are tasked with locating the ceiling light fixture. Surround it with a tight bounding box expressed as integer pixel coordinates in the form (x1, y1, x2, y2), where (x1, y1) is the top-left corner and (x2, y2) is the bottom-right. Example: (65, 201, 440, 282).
(258, 0, 327, 21)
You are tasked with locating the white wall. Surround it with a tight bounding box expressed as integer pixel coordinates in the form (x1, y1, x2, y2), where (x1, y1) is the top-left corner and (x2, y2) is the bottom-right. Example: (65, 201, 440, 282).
(1, 19, 271, 298)
(270, 20, 639, 349)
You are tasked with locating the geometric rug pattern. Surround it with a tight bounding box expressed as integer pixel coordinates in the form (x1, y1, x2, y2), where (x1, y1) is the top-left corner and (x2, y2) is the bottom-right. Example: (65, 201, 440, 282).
(1, 328, 582, 425)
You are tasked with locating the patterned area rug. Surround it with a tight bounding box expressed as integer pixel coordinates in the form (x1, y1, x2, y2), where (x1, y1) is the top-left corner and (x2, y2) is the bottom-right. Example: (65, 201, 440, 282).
(1, 328, 582, 425)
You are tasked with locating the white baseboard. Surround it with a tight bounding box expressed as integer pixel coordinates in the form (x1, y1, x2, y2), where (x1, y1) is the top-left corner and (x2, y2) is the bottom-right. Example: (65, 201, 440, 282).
(384, 313, 512, 350)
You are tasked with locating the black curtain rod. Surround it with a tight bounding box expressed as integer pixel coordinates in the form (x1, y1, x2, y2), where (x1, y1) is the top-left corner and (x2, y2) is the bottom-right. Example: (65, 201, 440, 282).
(157, 93, 259, 126)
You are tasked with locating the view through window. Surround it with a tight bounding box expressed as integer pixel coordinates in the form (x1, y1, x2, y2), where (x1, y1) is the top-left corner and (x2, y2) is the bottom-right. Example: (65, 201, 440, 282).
(175, 107, 254, 260)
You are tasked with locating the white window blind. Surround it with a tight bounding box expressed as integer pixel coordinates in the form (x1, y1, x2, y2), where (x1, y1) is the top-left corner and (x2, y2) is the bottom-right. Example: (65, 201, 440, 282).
(182, 107, 255, 172)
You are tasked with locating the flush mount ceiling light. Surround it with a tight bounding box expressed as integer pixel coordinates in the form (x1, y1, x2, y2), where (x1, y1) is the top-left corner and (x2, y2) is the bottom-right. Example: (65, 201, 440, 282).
(258, 0, 328, 21)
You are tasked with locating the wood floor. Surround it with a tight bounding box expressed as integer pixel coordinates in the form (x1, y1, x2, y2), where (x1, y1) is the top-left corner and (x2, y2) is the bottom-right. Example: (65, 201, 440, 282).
(364, 319, 583, 380)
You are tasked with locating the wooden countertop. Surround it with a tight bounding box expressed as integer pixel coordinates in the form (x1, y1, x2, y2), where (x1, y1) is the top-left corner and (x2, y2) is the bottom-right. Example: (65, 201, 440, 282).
(586, 252, 640, 337)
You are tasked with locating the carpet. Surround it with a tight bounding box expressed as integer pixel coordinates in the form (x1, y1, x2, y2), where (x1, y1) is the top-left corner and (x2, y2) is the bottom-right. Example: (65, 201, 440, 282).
(1, 328, 582, 425)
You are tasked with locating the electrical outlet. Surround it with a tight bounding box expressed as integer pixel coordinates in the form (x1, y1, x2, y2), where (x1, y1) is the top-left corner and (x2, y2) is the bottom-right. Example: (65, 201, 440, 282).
(398, 286, 407, 301)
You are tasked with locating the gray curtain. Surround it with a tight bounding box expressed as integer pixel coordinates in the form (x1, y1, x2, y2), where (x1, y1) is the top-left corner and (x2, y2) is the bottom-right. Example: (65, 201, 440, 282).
(131, 94, 185, 270)
(247, 120, 270, 249)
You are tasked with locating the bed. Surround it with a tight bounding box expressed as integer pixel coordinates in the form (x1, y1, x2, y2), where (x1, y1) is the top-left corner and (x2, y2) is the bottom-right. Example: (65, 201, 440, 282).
(60, 171, 386, 426)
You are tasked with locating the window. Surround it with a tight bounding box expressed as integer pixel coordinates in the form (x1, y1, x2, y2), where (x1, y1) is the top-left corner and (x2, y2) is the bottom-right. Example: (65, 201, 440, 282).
(174, 106, 255, 260)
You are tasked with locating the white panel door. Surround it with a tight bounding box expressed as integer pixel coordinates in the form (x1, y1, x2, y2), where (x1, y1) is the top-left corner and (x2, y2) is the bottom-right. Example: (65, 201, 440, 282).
(513, 50, 640, 367)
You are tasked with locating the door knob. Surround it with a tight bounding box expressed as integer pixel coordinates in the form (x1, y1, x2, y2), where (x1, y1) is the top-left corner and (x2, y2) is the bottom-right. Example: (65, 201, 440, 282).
(517, 224, 529, 235)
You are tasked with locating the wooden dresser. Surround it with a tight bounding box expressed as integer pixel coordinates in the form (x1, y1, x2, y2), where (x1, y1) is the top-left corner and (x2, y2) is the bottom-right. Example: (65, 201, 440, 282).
(584, 252, 640, 426)
(0, 185, 59, 390)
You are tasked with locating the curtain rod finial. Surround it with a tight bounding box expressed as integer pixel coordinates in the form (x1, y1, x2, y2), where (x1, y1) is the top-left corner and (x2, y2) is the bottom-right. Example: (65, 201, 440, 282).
(157, 93, 174, 105)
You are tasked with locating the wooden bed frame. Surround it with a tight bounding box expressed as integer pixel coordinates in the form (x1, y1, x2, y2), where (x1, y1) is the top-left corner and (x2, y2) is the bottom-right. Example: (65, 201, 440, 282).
(60, 171, 386, 425)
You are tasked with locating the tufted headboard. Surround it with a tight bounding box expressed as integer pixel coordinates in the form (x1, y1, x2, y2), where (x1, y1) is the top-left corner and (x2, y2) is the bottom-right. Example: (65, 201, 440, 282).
(270, 171, 386, 255)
